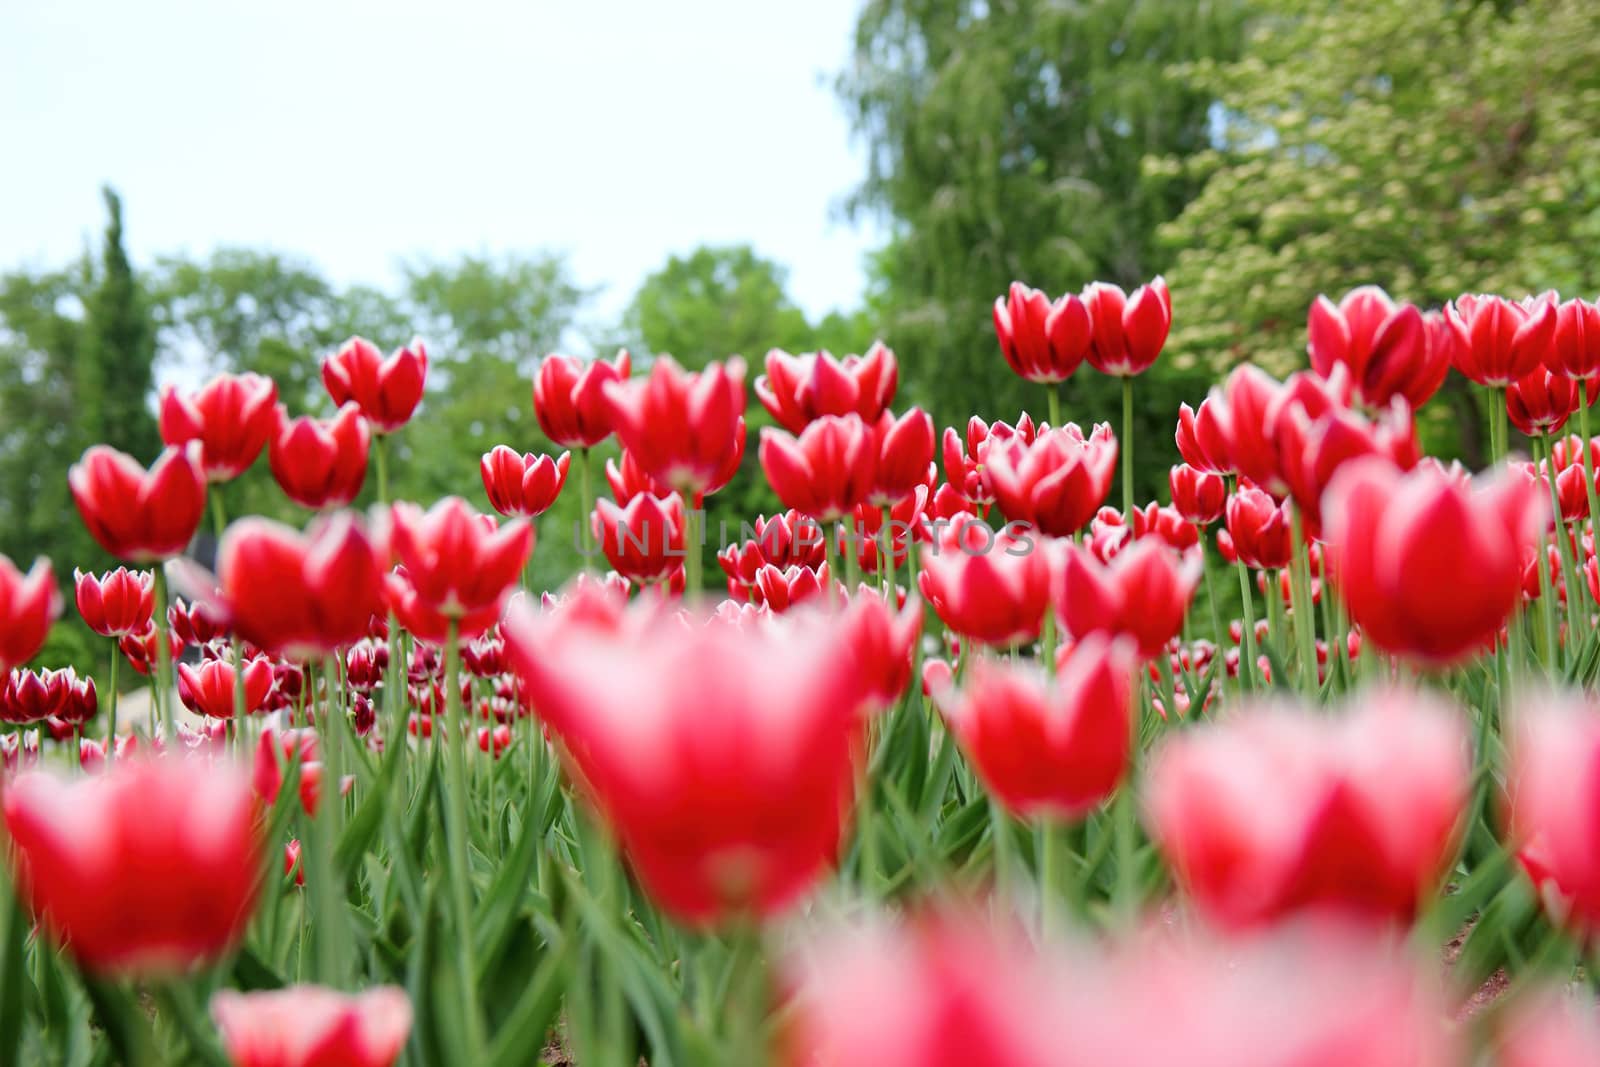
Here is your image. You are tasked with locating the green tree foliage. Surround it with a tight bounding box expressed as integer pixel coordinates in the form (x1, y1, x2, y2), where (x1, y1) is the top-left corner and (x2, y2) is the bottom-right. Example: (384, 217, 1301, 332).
(1158, 0, 1600, 382)
(78, 187, 161, 463)
(837, 0, 1249, 502)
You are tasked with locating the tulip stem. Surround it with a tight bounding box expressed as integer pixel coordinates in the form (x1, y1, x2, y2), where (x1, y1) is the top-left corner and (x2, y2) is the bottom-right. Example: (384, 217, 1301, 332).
(209, 491, 227, 545)
(823, 523, 840, 610)
(1287, 510, 1319, 698)
(105, 643, 119, 766)
(1120, 377, 1135, 517)
(685, 504, 702, 598)
(1319, 575, 1350, 693)
(373, 433, 390, 505)
(151, 565, 175, 743)
(1235, 559, 1259, 693)
(576, 447, 593, 572)
(1039, 819, 1064, 939)
(1047, 382, 1062, 430)
(880, 505, 896, 598)
(1538, 434, 1586, 665)
(441, 619, 486, 1057)
(1580, 385, 1600, 565)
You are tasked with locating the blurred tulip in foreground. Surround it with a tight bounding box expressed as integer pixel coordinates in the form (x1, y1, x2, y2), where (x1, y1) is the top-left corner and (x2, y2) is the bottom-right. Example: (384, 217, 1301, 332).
(69, 444, 206, 562)
(0, 554, 62, 671)
(388, 498, 533, 640)
(211, 985, 413, 1067)
(1507, 692, 1600, 935)
(1307, 286, 1441, 408)
(2, 757, 261, 975)
(593, 492, 686, 587)
(919, 516, 1053, 648)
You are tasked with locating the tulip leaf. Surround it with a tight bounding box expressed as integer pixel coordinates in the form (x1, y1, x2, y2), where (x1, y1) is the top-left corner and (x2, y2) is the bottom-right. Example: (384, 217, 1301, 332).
(474, 805, 544, 975)
(0, 875, 27, 1067)
(483, 918, 573, 1067)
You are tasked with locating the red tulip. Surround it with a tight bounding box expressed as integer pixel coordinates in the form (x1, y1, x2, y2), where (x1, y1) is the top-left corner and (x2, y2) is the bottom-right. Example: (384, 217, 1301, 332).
(1495, 988, 1600, 1067)
(1175, 394, 1233, 475)
(533, 350, 631, 449)
(388, 498, 533, 638)
(2, 669, 63, 724)
(1506, 692, 1600, 935)
(1446, 293, 1557, 386)
(985, 424, 1118, 537)
(1124, 502, 1200, 553)
(218, 513, 387, 660)
(592, 492, 686, 586)
(253, 727, 322, 816)
(159, 372, 279, 481)
(321, 336, 428, 433)
(760, 414, 877, 521)
(1168, 465, 1225, 525)
(1083, 276, 1171, 377)
(604, 448, 669, 503)
(717, 511, 826, 596)
(1508, 366, 1580, 436)
(170, 595, 230, 650)
(1224, 485, 1292, 570)
(1551, 297, 1600, 381)
(51, 669, 98, 725)
(754, 343, 898, 433)
(211, 985, 413, 1067)
(283, 839, 304, 887)
(1146, 690, 1469, 928)
(268, 403, 371, 510)
(841, 589, 922, 711)
(992, 282, 1092, 384)
(176, 656, 275, 719)
(74, 567, 153, 638)
(2, 756, 262, 975)
(476, 724, 513, 758)
(1056, 540, 1201, 659)
(1307, 286, 1441, 408)
(938, 635, 1136, 819)
(1276, 397, 1419, 532)
(919, 516, 1054, 648)
(601, 356, 746, 498)
(941, 414, 1038, 507)
(0, 555, 61, 670)
(871, 408, 936, 506)
(752, 562, 835, 613)
(1218, 364, 1285, 491)
(503, 598, 870, 924)
(779, 911, 1070, 1067)
(843, 486, 929, 574)
(480, 445, 570, 518)
(1322, 457, 1545, 665)
(69, 444, 206, 561)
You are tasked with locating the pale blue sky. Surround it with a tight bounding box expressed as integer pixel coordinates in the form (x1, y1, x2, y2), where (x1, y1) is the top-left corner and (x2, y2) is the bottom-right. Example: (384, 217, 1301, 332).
(0, 1, 880, 327)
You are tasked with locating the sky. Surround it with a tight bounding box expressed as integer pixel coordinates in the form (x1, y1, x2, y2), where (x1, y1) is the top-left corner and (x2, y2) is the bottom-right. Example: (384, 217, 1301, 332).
(0, 1, 880, 332)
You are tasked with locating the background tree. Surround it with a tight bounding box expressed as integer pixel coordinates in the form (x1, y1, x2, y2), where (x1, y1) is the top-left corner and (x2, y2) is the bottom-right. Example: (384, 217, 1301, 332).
(624, 244, 818, 365)
(77, 187, 161, 463)
(836, 0, 1250, 502)
(1156, 0, 1600, 457)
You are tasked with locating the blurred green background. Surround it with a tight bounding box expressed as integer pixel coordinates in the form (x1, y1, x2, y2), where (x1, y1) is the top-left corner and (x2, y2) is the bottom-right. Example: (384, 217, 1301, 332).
(6, 0, 1600, 675)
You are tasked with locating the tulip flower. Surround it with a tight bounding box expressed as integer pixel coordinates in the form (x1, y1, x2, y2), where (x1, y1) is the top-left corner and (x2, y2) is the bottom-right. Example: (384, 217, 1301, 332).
(603, 448, 669, 503)
(321, 336, 428, 432)
(1494, 988, 1600, 1067)
(388, 497, 533, 639)
(602, 356, 747, 497)
(480, 445, 570, 518)
(533, 350, 632, 448)
(254, 727, 322, 815)
(779, 911, 1071, 1067)
(1083, 276, 1172, 377)
(992, 281, 1092, 383)
(1124, 502, 1199, 553)
(1224, 485, 1293, 570)
(752, 562, 835, 613)
(592, 492, 686, 587)
(2, 756, 262, 975)
(1056, 540, 1201, 659)
(984, 423, 1118, 537)
(159, 372, 279, 481)
(1168, 464, 1225, 525)
(477, 724, 513, 758)
(1507, 366, 1579, 436)
(1551, 297, 1600, 381)
(1276, 397, 1420, 532)
(218, 513, 387, 660)
(170, 595, 231, 649)
(871, 407, 936, 506)
(938, 635, 1137, 819)
(176, 656, 275, 719)
(1218, 363, 1286, 490)
(843, 487, 929, 574)
(1506, 692, 1600, 934)
(503, 598, 870, 923)
(2, 669, 64, 724)
(211, 985, 413, 1067)
(760, 413, 877, 521)
(268, 403, 371, 510)
(841, 589, 922, 711)
(754, 343, 898, 433)
(1446, 293, 1557, 386)
(69, 443, 206, 562)
(44, 668, 97, 726)
(1175, 394, 1233, 475)
(919, 516, 1054, 647)
(0, 554, 61, 671)
(1307, 286, 1443, 408)
(1322, 456, 1545, 665)
(74, 567, 152, 638)
(1146, 690, 1468, 928)
(941, 414, 1037, 507)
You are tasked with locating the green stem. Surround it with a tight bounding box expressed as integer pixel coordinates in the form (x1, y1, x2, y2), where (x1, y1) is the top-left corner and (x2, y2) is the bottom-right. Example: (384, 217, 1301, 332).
(1288, 510, 1319, 698)
(1046, 381, 1062, 430)
(577, 447, 594, 572)
(373, 433, 390, 505)
(442, 620, 486, 1056)
(1235, 559, 1259, 693)
(151, 566, 175, 743)
(1491, 385, 1509, 464)
(685, 503, 702, 597)
(879, 505, 896, 598)
(1039, 819, 1064, 939)
(1580, 385, 1600, 564)
(1120, 377, 1135, 517)
(105, 643, 119, 765)
(1539, 434, 1586, 665)
(1199, 527, 1226, 652)
(823, 521, 840, 610)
